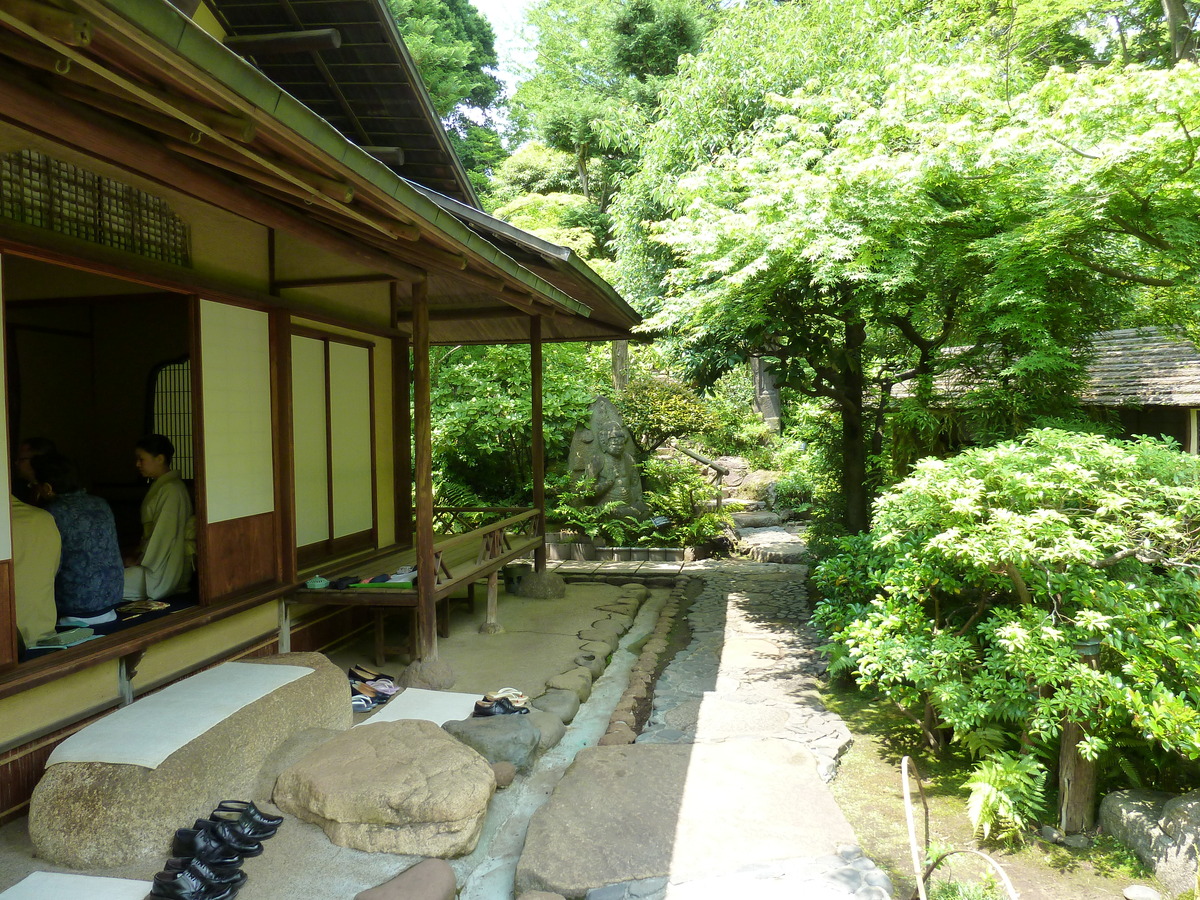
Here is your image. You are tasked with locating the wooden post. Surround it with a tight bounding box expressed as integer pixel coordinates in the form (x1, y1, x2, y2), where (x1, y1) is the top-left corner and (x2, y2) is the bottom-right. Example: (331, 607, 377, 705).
(412, 280, 437, 661)
(393, 326, 413, 548)
(531, 315, 546, 572)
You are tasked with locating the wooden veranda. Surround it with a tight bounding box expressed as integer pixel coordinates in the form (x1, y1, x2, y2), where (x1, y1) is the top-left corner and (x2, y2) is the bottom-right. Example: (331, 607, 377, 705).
(281, 508, 543, 664)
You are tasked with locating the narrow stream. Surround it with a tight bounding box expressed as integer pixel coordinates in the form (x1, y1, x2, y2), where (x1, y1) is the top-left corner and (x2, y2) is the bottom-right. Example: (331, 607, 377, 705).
(456, 589, 672, 899)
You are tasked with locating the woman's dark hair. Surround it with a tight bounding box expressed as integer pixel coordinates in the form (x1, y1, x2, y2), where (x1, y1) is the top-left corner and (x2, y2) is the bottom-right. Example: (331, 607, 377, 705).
(31, 453, 82, 494)
(136, 434, 175, 466)
(21, 437, 56, 457)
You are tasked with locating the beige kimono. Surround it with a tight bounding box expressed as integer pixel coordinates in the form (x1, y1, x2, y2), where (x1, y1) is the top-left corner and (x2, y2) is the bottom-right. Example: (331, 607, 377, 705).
(123, 469, 194, 600)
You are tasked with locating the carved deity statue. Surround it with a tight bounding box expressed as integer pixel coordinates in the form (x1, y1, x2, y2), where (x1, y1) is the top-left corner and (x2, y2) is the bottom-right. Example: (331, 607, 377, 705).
(568, 398, 649, 521)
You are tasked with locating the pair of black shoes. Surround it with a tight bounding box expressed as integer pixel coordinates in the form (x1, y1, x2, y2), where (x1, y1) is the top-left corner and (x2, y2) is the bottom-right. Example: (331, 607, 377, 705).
(149, 801, 282, 900)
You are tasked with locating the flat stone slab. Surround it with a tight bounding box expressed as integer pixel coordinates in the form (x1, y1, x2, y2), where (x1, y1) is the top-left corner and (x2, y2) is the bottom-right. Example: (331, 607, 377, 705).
(735, 527, 808, 564)
(442, 715, 541, 771)
(274, 719, 494, 857)
(516, 740, 857, 897)
(29, 652, 350, 868)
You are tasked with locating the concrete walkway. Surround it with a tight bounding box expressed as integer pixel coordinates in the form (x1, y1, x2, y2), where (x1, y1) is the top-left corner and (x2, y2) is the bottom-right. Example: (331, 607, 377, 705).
(0, 559, 888, 900)
(514, 560, 892, 899)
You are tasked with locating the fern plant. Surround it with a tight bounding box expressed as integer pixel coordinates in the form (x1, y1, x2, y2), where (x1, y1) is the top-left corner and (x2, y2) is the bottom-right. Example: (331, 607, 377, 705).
(964, 751, 1047, 842)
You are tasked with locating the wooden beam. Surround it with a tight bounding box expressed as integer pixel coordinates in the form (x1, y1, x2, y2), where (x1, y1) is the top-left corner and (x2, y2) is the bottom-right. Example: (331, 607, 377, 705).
(2, 0, 91, 47)
(269, 308, 298, 584)
(0, 67, 428, 283)
(531, 315, 546, 572)
(164, 139, 353, 205)
(275, 274, 398, 290)
(412, 280, 437, 661)
(362, 146, 405, 168)
(224, 29, 342, 55)
(0, 33, 256, 143)
(395, 307, 529, 323)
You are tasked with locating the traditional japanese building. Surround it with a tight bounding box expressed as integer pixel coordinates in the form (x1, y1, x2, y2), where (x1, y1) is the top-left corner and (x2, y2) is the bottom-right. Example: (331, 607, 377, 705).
(0, 0, 638, 821)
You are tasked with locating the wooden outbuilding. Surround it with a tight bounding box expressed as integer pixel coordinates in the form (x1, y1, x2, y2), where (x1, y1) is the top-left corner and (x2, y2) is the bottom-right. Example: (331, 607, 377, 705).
(0, 0, 638, 821)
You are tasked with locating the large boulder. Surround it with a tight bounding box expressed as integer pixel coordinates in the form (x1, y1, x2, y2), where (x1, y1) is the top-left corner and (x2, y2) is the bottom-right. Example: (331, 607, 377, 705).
(1100, 790, 1199, 896)
(29, 653, 349, 868)
(442, 715, 542, 771)
(274, 720, 494, 857)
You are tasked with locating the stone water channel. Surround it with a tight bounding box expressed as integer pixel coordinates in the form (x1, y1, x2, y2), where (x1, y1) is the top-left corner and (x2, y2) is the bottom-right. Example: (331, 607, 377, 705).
(456, 559, 894, 900)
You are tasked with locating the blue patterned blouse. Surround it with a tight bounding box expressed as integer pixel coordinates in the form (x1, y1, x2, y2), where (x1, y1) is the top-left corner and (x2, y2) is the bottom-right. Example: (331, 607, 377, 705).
(44, 491, 123, 618)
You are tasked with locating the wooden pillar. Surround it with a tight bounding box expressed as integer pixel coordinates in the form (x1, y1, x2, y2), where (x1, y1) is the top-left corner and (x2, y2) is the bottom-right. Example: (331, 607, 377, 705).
(531, 316, 546, 572)
(412, 280, 437, 661)
(269, 308, 297, 584)
(1059, 649, 1100, 832)
(393, 330, 413, 547)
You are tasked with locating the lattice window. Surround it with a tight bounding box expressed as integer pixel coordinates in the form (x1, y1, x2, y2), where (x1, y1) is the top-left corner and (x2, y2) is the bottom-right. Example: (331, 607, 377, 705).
(150, 358, 194, 479)
(0, 150, 190, 266)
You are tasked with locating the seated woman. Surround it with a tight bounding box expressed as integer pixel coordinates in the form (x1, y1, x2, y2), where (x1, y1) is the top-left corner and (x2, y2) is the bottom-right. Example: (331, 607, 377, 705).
(31, 454, 123, 627)
(124, 434, 193, 601)
(10, 493, 61, 649)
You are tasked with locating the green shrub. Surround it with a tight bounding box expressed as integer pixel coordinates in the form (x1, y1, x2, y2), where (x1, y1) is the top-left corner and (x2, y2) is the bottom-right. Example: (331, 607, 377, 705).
(813, 428, 1200, 839)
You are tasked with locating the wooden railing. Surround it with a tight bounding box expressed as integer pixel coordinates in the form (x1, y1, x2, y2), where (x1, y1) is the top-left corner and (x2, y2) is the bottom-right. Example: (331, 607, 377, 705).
(427, 508, 542, 596)
(432, 505, 537, 534)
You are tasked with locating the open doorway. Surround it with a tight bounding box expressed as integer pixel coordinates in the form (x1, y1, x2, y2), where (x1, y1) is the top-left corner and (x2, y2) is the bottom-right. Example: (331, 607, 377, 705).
(3, 255, 195, 655)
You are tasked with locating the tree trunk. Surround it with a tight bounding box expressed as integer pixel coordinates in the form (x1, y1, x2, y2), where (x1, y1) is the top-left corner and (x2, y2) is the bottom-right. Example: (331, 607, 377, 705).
(1059, 649, 1100, 833)
(750, 356, 782, 433)
(1058, 719, 1098, 833)
(840, 319, 871, 533)
(1163, 0, 1196, 62)
(611, 340, 629, 392)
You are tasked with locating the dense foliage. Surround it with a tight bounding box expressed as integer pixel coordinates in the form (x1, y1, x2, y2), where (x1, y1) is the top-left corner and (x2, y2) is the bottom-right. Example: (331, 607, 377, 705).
(813, 429, 1200, 836)
(390, 0, 507, 192)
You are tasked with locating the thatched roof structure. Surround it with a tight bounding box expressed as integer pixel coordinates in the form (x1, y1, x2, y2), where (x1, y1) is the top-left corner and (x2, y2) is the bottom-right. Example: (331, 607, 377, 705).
(1080, 328, 1200, 407)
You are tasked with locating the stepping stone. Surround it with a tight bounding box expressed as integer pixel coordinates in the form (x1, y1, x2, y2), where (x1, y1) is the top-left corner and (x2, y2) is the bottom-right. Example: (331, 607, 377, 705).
(354, 859, 457, 900)
(532, 688, 580, 724)
(29, 653, 350, 868)
(274, 719, 494, 857)
(516, 739, 857, 896)
(442, 715, 541, 771)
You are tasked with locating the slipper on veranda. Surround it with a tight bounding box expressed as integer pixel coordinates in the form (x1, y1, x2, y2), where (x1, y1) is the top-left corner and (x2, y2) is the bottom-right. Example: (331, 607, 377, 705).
(349, 664, 394, 683)
(365, 678, 400, 696)
(351, 694, 376, 713)
(352, 681, 388, 705)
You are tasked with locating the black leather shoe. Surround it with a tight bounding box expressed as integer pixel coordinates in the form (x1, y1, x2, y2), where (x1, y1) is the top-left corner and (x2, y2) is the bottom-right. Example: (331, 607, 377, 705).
(162, 857, 247, 888)
(173, 821, 256, 862)
(163, 859, 242, 883)
(186, 818, 263, 856)
(208, 809, 277, 840)
(149, 864, 238, 900)
(214, 800, 283, 829)
(472, 696, 531, 717)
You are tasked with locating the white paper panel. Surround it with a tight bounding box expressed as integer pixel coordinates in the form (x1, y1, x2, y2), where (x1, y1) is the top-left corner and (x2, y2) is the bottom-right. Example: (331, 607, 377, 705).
(291, 336, 329, 546)
(328, 342, 373, 538)
(200, 301, 274, 522)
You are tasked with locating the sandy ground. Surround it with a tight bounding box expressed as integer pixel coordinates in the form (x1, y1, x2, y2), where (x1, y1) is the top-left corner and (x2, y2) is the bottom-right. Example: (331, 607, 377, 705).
(0, 579, 653, 900)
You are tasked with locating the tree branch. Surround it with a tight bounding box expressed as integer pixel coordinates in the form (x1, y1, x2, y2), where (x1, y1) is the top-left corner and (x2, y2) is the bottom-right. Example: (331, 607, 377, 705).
(1064, 251, 1177, 286)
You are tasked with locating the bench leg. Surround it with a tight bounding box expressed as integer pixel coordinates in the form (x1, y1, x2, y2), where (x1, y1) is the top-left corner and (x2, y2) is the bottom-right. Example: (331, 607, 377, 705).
(437, 597, 450, 638)
(373, 609, 388, 668)
(466, 582, 476, 613)
(479, 570, 504, 634)
(278, 600, 292, 654)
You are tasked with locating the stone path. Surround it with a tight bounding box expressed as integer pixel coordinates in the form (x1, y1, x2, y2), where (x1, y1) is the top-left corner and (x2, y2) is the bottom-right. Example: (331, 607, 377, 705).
(520, 560, 893, 899)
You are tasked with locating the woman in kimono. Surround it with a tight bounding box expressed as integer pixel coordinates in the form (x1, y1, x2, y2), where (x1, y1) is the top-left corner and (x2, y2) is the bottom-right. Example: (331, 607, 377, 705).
(123, 434, 194, 600)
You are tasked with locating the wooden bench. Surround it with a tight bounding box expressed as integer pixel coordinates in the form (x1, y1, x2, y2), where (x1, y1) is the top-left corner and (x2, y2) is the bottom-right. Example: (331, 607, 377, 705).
(280, 511, 542, 665)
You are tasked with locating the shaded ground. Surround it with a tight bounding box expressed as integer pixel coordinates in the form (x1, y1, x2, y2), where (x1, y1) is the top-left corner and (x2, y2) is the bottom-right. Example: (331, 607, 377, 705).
(822, 683, 1161, 900)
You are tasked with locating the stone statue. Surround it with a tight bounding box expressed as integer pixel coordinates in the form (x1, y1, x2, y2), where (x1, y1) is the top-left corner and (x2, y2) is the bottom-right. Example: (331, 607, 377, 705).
(568, 398, 649, 521)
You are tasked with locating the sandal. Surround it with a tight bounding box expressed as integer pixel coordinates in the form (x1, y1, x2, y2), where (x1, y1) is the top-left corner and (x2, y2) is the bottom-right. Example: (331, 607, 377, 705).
(365, 678, 400, 696)
(351, 694, 376, 713)
(349, 664, 394, 683)
(352, 682, 388, 705)
(482, 696, 530, 710)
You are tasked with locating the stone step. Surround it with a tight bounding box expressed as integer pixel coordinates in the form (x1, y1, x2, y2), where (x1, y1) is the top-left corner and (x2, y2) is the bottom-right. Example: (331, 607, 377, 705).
(735, 525, 808, 564)
(515, 741, 859, 897)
